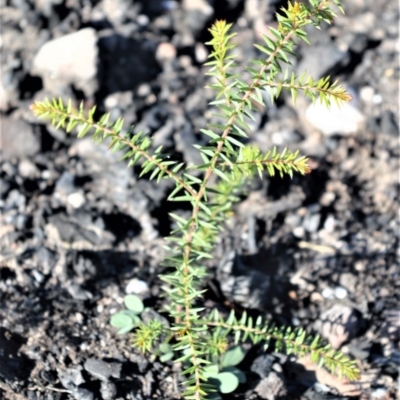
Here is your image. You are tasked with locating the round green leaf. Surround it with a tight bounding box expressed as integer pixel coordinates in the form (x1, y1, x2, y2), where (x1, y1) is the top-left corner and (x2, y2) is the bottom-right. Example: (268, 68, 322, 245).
(116, 324, 136, 335)
(220, 345, 246, 368)
(123, 294, 144, 313)
(159, 343, 173, 354)
(203, 364, 219, 378)
(131, 315, 141, 326)
(159, 352, 174, 362)
(214, 372, 239, 394)
(119, 309, 141, 319)
(110, 312, 133, 328)
(222, 366, 246, 384)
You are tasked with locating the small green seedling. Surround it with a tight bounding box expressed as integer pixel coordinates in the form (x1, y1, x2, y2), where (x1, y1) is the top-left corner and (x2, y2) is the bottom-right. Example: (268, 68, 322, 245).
(204, 345, 247, 398)
(110, 294, 144, 335)
(31, 1, 360, 398)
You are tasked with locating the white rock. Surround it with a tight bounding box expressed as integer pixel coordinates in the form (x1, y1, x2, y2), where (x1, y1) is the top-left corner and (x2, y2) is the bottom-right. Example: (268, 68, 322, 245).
(371, 388, 388, 400)
(125, 278, 149, 295)
(34, 0, 63, 17)
(182, 0, 213, 16)
(137, 14, 149, 26)
(373, 94, 383, 104)
(360, 86, 375, 104)
(321, 287, 334, 299)
(293, 226, 304, 238)
(195, 42, 208, 63)
(334, 286, 348, 299)
(156, 42, 177, 63)
(32, 28, 98, 97)
(18, 159, 38, 178)
(323, 214, 336, 232)
(306, 100, 365, 136)
(67, 192, 85, 209)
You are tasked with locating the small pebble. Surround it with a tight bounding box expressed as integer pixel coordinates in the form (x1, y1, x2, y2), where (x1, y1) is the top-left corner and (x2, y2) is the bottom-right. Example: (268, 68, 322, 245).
(371, 388, 388, 400)
(137, 14, 149, 26)
(100, 381, 117, 400)
(31, 269, 44, 283)
(314, 382, 330, 393)
(195, 42, 208, 63)
(323, 215, 336, 232)
(303, 213, 320, 233)
(293, 226, 304, 238)
(84, 359, 112, 381)
(334, 287, 348, 299)
(255, 372, 287, 399)
(372, 94, 383, 104)
(310, 292, 323, 302)
(360, 86, 375, 104)
(322, 287, 334, 299)
(306, 99, 365, 136)
(67, 192, 85, 208)
(71, 387, 94, 400)
(156, 42, 177, 62)
(137, 83, 151, 97)
(125, 278, 149, 295)
(58, 368, 85, 390)
(75, 312, 84, 324)
(18, 159, 38, 178)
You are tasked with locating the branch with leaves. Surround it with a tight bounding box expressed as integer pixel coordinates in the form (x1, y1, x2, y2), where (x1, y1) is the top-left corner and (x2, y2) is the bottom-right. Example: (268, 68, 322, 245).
(31, 1, 359, 398)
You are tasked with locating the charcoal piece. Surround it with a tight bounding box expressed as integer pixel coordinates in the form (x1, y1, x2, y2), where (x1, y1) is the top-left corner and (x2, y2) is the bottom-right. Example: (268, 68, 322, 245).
(251, 354, 275, 379)
(0, 328, 34, 383)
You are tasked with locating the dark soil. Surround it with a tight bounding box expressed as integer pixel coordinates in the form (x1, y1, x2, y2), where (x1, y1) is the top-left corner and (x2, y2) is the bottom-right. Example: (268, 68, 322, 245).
(0, 0, 398, 399)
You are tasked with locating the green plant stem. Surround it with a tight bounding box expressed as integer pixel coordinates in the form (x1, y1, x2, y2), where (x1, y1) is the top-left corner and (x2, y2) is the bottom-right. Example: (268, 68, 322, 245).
(205, 319, 360, 380)
(30, 101, 197, 198)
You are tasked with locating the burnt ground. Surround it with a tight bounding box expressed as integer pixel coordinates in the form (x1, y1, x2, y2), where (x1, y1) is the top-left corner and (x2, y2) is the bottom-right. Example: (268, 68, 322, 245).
(0, 0, 399, 399)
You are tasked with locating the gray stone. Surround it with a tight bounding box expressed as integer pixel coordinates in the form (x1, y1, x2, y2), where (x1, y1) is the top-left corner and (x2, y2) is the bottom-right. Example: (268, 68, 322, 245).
(316, 305, 361, 349)
(100, 381, 117, 400)
(18, 159, 39, 179)
(32, 28, 98, 97)
(303, 213, 320, 233)
(297, 44, 348, 79)
(5, 189, 26, 211)
(251, 354, 275, 379)
(67, 284, 93, 301)
(182, 0, 213, 35)
(0, 117, 40, 159)
(33, 0, 64, 17)
(255, 372, 287, 400)
(0, 72, 18, 111)
(339, 272, 358, 292)
(58, 368, 85, 390)
(371, 388, 389, 400)
(380, 310, 400, 341)
(84, 359, 112, 381)
(55, 171, 76, 200)
(71, 387, 95, 400)
(305, 98, 365, 136)
(84, 358, 121, 381)
(217, 250, 272, 310)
